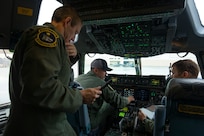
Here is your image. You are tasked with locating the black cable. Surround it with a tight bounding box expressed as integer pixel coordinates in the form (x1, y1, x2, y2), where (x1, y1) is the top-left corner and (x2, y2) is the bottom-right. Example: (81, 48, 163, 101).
(3, 49, 12, 60)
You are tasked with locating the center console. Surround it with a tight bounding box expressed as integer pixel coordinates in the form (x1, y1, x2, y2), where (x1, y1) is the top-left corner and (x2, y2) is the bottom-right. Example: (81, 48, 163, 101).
(104, 74, 166, 136)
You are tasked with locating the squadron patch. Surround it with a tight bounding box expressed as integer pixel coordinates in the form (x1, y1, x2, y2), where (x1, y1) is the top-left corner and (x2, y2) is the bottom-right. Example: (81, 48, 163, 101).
(35, 28, 59, 47)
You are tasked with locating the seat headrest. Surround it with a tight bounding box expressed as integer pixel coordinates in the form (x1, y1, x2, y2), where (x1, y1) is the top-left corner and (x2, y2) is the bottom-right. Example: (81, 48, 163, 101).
(165, 78, 204, 102)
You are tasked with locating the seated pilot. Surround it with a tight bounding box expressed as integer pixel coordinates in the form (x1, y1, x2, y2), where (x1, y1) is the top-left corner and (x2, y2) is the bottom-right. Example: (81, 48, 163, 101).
(75, 58, 135, 136)
(137, 59, 200, 134)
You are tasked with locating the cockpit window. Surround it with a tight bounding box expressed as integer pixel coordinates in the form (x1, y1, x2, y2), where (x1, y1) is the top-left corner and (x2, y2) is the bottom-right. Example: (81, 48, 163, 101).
(0, 50, 13, 104)
(37, 0, 62, 25)
(84, 52, 201, 79)
(194, 0, 204, 26)
(141, 53, 200, 78)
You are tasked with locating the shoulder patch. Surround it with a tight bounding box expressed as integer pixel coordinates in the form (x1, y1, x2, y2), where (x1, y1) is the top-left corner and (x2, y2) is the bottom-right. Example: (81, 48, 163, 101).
(35, 28, 59, 47)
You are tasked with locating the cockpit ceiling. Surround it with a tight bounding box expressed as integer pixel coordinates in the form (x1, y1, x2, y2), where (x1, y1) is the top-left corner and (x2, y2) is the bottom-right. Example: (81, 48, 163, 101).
(66, 0, 186, 58)
(61, 0, 185, 24)
(3, 0, 204, 58)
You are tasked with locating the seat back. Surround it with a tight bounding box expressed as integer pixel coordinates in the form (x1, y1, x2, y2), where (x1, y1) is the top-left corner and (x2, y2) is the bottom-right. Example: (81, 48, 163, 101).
(67, 81, 91, 136)
(164, 78, 204, 136)
(153, 105, 166, 136)
(78, 104, 91, 135)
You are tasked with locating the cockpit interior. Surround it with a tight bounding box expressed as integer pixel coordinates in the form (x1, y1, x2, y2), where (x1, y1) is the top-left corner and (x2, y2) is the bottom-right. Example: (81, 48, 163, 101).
(1, 0, 204, 136)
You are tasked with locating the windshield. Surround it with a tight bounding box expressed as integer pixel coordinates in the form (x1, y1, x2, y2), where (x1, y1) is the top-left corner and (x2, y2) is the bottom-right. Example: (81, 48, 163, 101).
(83, 53, 200, 78)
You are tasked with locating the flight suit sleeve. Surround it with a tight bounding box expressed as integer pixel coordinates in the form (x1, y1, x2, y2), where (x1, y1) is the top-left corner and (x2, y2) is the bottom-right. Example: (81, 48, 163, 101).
(69, 53, 81, 66)
(143, 118, 154, 134)
(19, 28, 82, 113)
(102, 85, 129, 108)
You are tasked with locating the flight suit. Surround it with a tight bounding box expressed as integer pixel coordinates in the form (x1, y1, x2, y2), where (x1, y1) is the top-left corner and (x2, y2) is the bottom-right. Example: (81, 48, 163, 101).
(3, 23, 82, 136)
(76, 71, 129, 130)
(142, 118, 154, 134)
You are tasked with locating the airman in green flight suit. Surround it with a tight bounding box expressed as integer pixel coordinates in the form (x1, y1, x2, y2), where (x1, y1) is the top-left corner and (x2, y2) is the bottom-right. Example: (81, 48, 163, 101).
(3, 5, 102, 136)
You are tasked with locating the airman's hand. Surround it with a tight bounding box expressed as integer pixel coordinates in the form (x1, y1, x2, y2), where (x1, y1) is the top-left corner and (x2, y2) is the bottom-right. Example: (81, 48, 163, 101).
(138, 110, 147, 121)
(80, 87, 102, 104)
(127, 96, 135, 104)
(65, 42, 77, 57)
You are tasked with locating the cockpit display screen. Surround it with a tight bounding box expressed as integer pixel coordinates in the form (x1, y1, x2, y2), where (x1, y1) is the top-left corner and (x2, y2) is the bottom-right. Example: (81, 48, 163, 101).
(135, 89, 149, 101)
(151, 79, 160, 86)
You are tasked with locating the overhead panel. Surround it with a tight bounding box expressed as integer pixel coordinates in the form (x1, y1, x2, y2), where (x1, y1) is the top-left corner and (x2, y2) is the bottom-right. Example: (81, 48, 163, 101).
(72, 0, 204, 54)
(69, 0, 186, 58)
(85, 19, 168, 58)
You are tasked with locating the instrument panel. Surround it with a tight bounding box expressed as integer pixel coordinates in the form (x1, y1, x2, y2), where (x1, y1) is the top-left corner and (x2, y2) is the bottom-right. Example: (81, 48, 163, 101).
(106, 74, 166, 107)
(104, 74, 166, 135)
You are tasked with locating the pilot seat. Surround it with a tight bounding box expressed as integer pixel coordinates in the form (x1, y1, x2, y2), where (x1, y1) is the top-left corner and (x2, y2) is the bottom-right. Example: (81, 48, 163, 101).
(162, 78, 204, 136)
